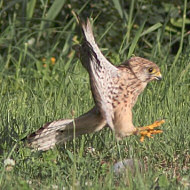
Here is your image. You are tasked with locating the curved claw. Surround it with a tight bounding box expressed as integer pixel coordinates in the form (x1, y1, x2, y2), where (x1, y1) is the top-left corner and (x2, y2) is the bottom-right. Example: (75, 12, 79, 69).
(135, 120, 165, 142)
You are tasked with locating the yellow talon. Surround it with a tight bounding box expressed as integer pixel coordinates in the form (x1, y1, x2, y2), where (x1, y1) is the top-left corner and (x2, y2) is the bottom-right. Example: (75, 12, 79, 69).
(136, 120, 165, 142)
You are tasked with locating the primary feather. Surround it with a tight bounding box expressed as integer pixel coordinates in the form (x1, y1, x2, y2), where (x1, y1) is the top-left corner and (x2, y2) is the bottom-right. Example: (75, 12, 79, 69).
(78, 18, 119, 129)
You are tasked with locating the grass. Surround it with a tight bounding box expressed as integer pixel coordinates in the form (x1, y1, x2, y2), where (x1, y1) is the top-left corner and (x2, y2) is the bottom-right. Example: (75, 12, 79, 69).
(0, 1, 190, 189)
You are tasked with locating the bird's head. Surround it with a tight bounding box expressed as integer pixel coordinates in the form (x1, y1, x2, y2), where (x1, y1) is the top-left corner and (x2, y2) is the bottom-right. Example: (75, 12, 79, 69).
(126, 56, 162, 83)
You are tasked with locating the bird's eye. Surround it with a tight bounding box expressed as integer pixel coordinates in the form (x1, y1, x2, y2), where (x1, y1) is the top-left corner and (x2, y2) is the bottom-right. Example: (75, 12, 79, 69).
(148, 68, 153, 73)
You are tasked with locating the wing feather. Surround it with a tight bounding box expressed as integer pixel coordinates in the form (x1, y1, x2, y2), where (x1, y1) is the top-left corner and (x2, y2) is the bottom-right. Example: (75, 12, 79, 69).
(78, 18, 119, 129)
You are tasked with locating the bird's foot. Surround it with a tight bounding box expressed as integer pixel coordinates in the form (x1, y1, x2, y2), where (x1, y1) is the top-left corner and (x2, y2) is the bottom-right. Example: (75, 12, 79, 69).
(135, 120, 165, 142)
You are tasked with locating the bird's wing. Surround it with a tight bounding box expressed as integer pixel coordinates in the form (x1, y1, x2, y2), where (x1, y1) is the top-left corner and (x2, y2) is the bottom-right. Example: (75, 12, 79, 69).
(78, 18, 119, 129)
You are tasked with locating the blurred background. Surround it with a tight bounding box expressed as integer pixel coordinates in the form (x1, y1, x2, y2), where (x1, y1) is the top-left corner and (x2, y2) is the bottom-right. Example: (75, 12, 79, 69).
(0, 0, 189, 189)
(1, 0, 189, 71)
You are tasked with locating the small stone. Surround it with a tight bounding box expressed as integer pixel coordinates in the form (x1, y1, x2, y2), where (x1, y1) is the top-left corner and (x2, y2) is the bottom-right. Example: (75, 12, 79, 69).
(113, 158, 143, 175)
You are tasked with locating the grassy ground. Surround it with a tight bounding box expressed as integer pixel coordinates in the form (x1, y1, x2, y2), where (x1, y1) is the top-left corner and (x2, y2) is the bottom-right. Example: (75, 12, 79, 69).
(0, 1, 190, 189)
(0, 34, 189, 190)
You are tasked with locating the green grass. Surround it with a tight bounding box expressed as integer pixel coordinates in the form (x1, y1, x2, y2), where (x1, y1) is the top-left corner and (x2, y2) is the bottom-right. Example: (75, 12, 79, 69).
(1, 52, 190, 190)
(0, 1, 190, 189)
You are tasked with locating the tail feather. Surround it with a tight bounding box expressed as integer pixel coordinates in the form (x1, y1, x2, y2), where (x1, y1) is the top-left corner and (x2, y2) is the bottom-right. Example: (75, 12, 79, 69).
(25, 107, 106, 151)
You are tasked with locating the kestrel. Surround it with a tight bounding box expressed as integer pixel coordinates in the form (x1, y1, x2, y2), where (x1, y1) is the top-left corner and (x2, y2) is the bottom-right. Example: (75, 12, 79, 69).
(25, 18, 164, 151)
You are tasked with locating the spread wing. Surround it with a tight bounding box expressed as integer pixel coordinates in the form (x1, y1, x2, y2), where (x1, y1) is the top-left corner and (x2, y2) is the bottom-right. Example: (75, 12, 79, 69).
(77, 18, 119, 129)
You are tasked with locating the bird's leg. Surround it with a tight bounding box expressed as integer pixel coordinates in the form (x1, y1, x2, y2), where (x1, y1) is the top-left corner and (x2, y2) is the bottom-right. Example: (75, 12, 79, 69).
(134, 120, 165, 142)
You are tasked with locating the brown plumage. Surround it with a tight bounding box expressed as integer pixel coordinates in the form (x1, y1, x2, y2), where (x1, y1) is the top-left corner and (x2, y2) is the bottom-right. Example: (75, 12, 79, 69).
(25, 18, 164, 151)
(26, 107, 106, 151)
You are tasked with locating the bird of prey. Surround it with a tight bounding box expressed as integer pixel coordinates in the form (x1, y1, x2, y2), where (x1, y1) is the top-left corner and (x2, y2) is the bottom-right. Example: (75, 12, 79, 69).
(26, 18, 164, 151)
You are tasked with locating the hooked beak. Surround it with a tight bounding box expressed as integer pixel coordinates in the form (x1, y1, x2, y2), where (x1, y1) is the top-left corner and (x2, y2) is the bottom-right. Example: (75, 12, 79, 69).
(154, 72, 162, 80)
